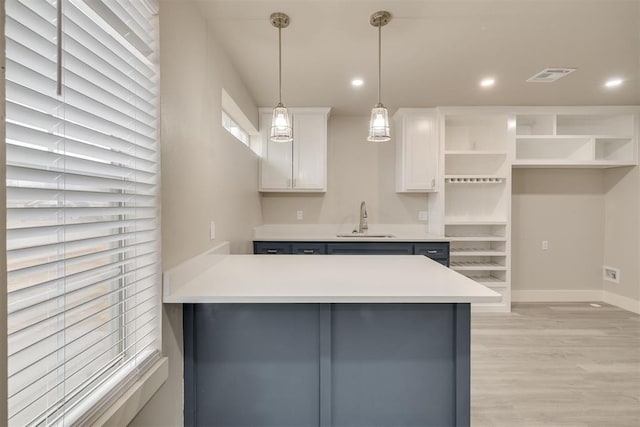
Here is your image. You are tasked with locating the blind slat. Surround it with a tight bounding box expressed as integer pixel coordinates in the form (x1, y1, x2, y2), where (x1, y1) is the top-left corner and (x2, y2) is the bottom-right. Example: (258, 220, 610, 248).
(9, 314, 158, 401)
(8, 271, 157, 338)
(7, 99, 158, 153)
(8, 261, 157, 315)
(6, 142, 156, 183)
(11, 327, 158, 424)
(8, 301, 157, 379)
(8, 239, 157, 280)
(7, 250, 157, 300)
(8, 282, 157, 355)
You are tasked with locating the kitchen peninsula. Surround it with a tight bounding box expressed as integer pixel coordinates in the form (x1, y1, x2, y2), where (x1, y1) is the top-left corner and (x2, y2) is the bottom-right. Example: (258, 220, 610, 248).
(164, 242, 499, 426)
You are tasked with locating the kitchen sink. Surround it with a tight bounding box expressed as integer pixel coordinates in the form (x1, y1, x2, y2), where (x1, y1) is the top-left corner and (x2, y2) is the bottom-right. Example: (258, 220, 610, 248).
(336, 233, 395, 238)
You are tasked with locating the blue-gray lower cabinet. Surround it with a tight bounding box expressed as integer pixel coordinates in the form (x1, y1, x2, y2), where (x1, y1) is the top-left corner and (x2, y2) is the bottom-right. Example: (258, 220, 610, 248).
(253, 241, 450, 266)
(184, 303, 470, 427)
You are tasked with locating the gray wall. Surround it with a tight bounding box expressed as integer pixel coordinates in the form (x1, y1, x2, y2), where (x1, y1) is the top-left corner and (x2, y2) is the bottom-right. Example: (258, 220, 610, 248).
(511, 169, 605, 295)
(260, 116, 429, 225)
(603, 166, 640, 303)
(129, 0, 262, 425)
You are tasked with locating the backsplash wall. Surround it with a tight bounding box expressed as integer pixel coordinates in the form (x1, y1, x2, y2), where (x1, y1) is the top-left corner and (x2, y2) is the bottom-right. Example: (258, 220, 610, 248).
(260, 115, 429, 225)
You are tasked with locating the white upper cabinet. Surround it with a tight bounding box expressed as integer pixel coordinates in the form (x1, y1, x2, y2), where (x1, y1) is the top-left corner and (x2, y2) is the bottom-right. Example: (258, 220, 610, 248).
(259, 107, 330, 192)
(394, 108, 440, 192)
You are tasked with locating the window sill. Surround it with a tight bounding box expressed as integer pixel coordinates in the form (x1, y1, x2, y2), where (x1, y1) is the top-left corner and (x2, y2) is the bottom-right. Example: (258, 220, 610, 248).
(92, 357, 169, 426)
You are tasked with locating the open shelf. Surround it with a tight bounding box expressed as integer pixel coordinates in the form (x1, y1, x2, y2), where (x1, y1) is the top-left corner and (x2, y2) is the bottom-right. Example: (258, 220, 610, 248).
(450, 249, 507, 256)
(514, 113, 637, 167)
(446, 236, 506, 242)
(445, 219, 507, 225)
(450, 240, 506, 252)
(556, 114, 634, 136)
(445, 154, 508, 176)
(444, 174, 507, 179)
(516, 137, 592, 161)
(445, 114, 509, 152)
(445, 182, 508, 221)
(460, 272, 507, 287)
(513, 160, 636, 168)
(450, 261, 507, 271)
(516, 114, 555, 135)
(445, 150, 507, 155)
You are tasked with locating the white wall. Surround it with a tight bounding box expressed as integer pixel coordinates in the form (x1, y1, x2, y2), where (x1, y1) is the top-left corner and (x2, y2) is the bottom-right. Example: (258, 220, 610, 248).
(260, 116, 428, 225)
(129, 0, 262, 425)
(603, 166, 640, 311)
(511, 169, 605, 297)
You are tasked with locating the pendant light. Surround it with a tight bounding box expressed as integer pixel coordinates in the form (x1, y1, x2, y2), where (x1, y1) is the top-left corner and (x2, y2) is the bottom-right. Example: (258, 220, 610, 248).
(367, 11, 391, 143)
(270, 12, 293, 143)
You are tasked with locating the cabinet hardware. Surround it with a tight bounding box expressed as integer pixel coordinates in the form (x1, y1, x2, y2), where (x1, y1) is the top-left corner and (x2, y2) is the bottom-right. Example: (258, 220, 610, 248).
(266, 249, 278, 254)
(427, 250, 438, 254)
(303, 249, 314, 254)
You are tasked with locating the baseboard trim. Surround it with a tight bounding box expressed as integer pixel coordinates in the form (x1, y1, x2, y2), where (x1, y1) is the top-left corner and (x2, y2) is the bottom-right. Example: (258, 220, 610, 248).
(602, 291, 640, 314)
(512, 290, 602, 302)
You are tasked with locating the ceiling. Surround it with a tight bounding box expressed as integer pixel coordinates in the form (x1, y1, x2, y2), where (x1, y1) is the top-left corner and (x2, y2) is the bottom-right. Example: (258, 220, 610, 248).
(195, 0, 640, 115)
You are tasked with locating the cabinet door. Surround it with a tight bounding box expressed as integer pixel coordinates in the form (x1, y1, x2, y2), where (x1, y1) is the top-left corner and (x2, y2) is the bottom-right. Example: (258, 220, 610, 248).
(396, 110, 439, 192)
(293, 112, 327, 190)
(326, 243, 414, 255)
(253, 241, 292, 254)
(260, 111, 293, 190)
(414, 242, 450, 267)
(291, 243, 327, 254)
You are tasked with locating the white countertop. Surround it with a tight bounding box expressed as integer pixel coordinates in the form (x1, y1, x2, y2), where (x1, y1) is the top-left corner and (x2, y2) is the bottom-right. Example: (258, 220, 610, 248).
(254, 224, 448, 242)
(163, 243, 500, 304)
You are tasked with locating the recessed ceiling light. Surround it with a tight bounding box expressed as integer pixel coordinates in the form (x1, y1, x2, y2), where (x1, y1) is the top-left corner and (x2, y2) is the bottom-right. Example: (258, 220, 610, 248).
(351, 78, 364, 87)
(480, 78, 495, 88)
(605, 78, 623, 88)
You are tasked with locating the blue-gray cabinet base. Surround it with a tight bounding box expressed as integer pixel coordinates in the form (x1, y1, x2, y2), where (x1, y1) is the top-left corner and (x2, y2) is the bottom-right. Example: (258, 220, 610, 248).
(184, 303, 470, 427)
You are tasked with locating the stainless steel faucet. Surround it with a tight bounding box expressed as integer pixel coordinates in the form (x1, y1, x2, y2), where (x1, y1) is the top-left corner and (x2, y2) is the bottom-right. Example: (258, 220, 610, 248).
(358, 201, 368, 233)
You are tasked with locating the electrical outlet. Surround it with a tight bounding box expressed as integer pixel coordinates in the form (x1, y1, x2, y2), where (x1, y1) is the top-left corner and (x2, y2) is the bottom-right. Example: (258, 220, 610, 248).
(210, 221, 216, 240)
(542, 240, 549, 250)
(603, 266, 620, 283)
(296, 210, 303, 221)
(418, 211, 429, 221)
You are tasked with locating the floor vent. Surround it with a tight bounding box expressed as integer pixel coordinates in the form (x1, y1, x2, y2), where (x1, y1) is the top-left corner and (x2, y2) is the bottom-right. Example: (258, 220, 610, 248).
(526, 68, 576, 82)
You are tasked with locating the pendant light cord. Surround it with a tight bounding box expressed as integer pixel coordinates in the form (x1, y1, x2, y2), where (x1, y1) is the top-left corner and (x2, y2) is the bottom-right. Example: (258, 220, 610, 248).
(278, 26, 283, 105)
(377, 23, 381, 105)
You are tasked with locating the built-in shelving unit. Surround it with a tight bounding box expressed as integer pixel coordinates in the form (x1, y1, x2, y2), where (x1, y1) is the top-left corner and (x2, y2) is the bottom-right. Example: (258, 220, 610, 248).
(442, 114, 512, 312)
(514, 112, 637, 167)
(424, 107, 638, 313)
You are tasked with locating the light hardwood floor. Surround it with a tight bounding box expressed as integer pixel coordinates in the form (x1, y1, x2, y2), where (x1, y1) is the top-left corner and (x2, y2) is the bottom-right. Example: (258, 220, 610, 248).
(471, 303, 640, 427)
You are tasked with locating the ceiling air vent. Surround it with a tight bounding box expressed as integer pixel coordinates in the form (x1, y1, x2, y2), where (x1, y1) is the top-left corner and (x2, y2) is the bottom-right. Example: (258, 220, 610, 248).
(526, 68, 576, 83)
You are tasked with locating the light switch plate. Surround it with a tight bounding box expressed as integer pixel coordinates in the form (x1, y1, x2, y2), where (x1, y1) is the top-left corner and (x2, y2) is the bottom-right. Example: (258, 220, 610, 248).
(210, 221, 216, 240)
(418, 211, 429, 221)
(296, 210, 303, 221)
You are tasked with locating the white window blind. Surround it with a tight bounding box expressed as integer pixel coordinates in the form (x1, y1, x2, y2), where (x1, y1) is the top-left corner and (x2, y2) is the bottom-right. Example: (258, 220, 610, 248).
(5, 0, 161, 425)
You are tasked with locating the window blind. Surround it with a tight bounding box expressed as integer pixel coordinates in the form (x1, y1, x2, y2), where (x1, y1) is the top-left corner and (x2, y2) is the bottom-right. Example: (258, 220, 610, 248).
(5, 0, 161, 425)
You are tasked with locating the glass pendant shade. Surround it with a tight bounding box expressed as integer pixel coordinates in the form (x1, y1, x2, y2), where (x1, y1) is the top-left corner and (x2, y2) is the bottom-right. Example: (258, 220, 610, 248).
(367, 104, 391, 142)
(270, 103, 293, 143)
